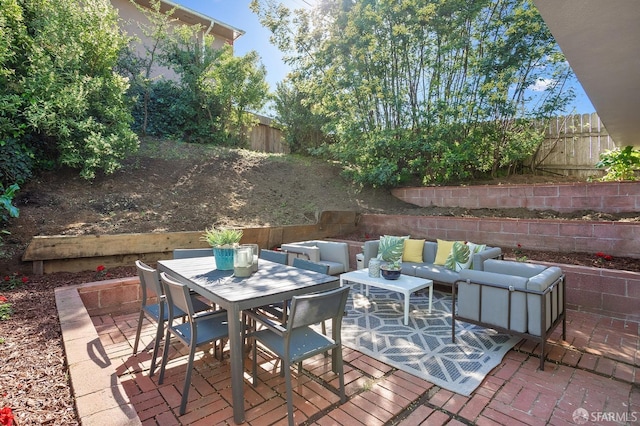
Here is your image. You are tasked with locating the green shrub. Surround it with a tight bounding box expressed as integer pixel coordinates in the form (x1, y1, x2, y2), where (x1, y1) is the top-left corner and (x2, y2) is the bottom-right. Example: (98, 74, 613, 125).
(596, 146, 640, 181)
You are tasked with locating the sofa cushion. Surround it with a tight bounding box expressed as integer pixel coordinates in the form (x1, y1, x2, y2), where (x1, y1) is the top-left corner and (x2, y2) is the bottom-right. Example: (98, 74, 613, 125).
(445, 241, 472, 271)
(423, 241, 438, 264)
(319, 260, 346, 275)
(434, 239, 457, 265)
(413, 264, 460, 284)
(402, 239, 425, 263)
(466, 242, 486, 268)
(484, 259, 547, 277)
(377, 235, 408, 262)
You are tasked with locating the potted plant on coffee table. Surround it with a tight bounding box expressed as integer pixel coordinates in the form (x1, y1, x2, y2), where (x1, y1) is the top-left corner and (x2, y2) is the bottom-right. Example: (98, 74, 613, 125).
(202, 226, 243, 271)
(380, 260, 402, 280)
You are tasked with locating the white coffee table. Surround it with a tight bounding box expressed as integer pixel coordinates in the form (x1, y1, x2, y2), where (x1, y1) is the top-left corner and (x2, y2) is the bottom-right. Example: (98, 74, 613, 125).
(340, 268, 433, 325)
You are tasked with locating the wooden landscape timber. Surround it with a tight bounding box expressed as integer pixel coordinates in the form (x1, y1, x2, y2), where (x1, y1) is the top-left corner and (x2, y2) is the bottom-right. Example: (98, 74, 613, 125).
(22, 210, 360, 274)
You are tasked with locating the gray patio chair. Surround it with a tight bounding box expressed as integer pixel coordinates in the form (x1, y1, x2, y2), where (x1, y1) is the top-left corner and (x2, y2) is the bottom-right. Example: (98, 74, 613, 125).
(250, 249, 290, 324)
(259, 248, 288, 264)
(247, 286, 350, 426)
(157, 272, 229, 416)
(172, 248, 212, 259)
(132, 260, 212, 376)
(258, 257, 331, 324)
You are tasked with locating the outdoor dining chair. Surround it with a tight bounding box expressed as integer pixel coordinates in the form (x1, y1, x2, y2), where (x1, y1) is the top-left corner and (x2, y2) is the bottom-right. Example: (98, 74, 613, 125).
(157, 272, 230, 416)
(259, 248, 288, 264)
(247, 286, 350, 426)
(292, 256, 332, 338)
(132, 260, 212, 377)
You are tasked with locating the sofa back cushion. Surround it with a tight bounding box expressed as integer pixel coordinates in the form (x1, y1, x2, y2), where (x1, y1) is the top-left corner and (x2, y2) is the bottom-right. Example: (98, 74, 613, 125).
(484, 259, 546, 277)
(402, 239, 425, 263)
(423, 242, 437, 264)
(458, 269, 528, 333)
(434, 239, 457, 265)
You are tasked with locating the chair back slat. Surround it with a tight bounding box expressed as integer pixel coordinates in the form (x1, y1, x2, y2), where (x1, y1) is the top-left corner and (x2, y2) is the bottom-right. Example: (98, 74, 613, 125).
(259, 249, 288, 265)
(136, 260, 163, 300)
(292, 257, 330, 274)
(160, 272, 194, 322)
(288, 286, 349, 330)
(173, 248, 212, 259)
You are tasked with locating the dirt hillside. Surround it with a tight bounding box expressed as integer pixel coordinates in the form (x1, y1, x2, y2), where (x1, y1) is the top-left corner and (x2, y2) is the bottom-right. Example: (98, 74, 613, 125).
(2, 138, 638, 275)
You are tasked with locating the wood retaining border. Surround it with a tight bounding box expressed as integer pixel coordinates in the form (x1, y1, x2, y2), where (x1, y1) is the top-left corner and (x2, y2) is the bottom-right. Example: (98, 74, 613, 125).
(22, 211, 360, 274)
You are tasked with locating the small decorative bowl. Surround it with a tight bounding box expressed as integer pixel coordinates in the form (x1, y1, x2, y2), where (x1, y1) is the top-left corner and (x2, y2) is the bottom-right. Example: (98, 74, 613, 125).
(380, 267, 401, 280)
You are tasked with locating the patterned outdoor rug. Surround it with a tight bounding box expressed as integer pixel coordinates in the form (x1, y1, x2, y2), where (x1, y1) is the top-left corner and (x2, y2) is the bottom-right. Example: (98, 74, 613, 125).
(337, 284, 521, 396)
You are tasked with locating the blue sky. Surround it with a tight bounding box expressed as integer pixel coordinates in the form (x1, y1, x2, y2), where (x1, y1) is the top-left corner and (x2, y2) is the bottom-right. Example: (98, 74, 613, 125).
(172, 0, 595, 115)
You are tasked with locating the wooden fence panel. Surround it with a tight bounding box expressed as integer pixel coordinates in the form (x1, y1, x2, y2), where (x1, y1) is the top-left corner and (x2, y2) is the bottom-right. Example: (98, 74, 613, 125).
(530, 113, 617, 177)
(248, 115, 288, 154)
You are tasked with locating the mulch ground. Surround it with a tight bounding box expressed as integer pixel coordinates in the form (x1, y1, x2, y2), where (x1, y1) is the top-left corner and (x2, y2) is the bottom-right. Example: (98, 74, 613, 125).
(0, 266, 134, 426)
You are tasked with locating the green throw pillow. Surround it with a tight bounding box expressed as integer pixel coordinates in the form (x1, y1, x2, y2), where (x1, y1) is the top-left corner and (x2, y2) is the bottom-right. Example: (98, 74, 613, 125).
(466, 242, 486, 268)
(445, 241, 471, 271)
(377, 235, 408, 262)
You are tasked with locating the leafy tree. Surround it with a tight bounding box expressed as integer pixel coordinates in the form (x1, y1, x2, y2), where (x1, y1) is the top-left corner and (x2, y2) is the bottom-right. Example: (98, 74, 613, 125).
(0, 0, 32, 188)
(1, 0, 138, 181)
(252, 0, 574, 186)
(118, 0, 178, 136)
(20, 0, 138, 179)
(201, 46, 270, 144)
(272, 80, 326, 154)
(159, 24, 269, 145)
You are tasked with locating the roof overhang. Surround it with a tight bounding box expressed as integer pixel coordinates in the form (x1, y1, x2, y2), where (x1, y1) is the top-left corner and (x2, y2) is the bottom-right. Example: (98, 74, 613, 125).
(533, 0, 640, 148)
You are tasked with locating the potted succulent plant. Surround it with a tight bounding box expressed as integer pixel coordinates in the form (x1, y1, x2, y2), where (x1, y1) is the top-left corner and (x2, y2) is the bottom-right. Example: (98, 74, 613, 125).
(380, 259, 402, 280)
(201, 227, 243, 270)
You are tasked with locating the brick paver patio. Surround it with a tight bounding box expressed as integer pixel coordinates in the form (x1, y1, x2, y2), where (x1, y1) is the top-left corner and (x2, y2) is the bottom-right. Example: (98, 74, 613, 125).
(90, 307, 639, 425)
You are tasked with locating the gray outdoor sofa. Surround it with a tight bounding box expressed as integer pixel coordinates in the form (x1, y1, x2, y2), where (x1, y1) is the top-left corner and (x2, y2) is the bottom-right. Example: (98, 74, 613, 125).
(452, 259, 566, 370)
(362, 239, 503, 285)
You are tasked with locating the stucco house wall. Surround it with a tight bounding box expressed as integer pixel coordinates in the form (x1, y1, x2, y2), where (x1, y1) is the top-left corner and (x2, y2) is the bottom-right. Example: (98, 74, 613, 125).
(110, 0, 244, 81)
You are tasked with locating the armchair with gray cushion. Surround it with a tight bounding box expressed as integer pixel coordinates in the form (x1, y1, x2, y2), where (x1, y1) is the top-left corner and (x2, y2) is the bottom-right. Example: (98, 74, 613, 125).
(452, 259, 566, 370)
(280, 240, 349, 275)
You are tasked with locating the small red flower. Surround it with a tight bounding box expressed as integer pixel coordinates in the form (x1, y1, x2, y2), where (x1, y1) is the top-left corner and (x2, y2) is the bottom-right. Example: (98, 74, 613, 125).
(96, 265, 106, 272)
(517, 244, 522, 248)
(595, 252, 605, 258)
(0, 406, 15, 426)
(3, 276, 8, 282)
(21, 276, 28, 283)
(604, 255, 613, 261)
(0, 296, 7, 303)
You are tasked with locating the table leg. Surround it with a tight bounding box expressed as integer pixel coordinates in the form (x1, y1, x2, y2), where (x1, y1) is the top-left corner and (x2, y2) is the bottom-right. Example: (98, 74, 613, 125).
(404, 292, 410, 325)
(428, 285, 433, 313)
(228, 305, 245, 424)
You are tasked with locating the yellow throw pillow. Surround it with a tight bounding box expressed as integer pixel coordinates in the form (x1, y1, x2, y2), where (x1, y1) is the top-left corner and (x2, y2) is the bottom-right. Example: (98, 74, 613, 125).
(402, 239, 425, 263)
(434, 239, 457, 265)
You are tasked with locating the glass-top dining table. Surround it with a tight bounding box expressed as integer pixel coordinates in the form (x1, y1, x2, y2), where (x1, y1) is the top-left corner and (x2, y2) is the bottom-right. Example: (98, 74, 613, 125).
(156, 255, 339, 424)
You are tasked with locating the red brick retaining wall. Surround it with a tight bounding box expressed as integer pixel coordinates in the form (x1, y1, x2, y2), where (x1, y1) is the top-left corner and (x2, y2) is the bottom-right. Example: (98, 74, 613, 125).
(77, 276, 141, 316)
(392, 181, 640, 214)
(358, 214, 640, 259)
(558, 263, 640, 323)
(77, 256, 640, 323)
